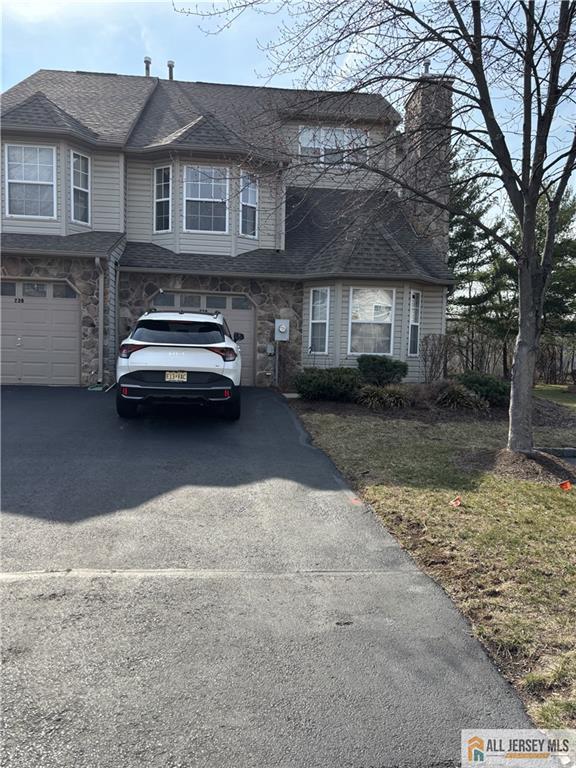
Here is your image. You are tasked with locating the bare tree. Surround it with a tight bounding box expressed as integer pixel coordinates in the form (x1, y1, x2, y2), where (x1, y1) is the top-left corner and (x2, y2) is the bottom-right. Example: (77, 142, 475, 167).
(179, 0, 576, 452)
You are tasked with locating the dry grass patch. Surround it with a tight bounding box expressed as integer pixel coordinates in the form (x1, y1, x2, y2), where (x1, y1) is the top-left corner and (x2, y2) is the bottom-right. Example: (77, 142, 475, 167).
(293, 402, 576, 727)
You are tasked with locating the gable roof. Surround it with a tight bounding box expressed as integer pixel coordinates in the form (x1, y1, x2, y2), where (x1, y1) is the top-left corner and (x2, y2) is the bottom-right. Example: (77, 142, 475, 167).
(2, 69, 400, 157)
(119, 187, 452, 285)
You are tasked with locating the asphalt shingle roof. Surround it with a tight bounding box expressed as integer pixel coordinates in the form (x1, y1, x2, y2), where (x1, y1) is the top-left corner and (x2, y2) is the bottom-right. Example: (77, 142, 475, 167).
(2, 231, 125, 257)
(2, 70, 157, 145)
(2, 70, 400, 156)
(120, 187, 452, 284)
(1, 92, 99, 142)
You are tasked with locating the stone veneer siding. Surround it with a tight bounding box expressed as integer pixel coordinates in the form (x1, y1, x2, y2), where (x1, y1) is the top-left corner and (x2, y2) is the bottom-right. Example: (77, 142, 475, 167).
(1, 255, 104, 386)
(118, 272, 303, 387)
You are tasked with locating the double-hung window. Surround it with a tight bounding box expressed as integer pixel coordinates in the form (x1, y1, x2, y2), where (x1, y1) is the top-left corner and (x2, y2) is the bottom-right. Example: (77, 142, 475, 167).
(6, 144, 56, 218)
(71, 151, 90, 224)
(309, 287, 329, 354)
(184, 166, 228, 232)
(154, 166, 171, 232)
(349, 287, 394, 355)
(299, 126, 369, 165)
(408, 290, 422, 356)
(240, 172, 258, 237)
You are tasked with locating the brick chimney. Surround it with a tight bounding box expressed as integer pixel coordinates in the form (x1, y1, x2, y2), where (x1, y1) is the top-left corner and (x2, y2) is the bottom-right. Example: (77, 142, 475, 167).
(402, 71, 453, 250)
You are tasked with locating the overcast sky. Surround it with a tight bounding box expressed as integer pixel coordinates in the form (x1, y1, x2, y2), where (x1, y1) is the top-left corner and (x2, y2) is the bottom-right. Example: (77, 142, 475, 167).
(1, 0, 297, 91)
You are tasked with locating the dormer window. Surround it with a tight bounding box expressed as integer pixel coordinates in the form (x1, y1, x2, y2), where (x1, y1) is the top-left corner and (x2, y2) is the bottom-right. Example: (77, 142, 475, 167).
(299, 126, 369, 165)
(240, 172, 258, 238)
(5, 144, 56, 218)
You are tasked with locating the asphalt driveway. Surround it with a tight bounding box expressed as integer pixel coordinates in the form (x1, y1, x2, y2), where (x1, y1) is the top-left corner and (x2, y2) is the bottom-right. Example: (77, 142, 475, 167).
(1, 387, 529, 768)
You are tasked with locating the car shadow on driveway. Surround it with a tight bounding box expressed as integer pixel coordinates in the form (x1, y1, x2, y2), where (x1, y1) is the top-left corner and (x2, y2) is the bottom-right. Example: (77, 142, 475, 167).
(1, 386, 343, 525)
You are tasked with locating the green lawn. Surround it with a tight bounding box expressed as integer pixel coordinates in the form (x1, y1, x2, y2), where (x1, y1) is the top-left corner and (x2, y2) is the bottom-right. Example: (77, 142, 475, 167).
(294, 404, 576, 727)
(534, 384, 576, 411)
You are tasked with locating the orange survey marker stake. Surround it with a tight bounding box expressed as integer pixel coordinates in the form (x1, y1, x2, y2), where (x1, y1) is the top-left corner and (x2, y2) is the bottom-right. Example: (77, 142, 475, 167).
(450, 495, 462, 507)
(559, 480, 572, 491)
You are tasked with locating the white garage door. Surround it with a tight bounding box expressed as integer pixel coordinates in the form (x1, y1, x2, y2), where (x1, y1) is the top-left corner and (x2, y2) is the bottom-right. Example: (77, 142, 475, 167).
(1, 280, 81, 386)
(152, 292, 256, 385)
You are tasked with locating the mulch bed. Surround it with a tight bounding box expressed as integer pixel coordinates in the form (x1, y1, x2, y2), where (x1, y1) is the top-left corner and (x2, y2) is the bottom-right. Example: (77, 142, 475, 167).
(290, 395, 576, 429)
(456, 448, 576, 485)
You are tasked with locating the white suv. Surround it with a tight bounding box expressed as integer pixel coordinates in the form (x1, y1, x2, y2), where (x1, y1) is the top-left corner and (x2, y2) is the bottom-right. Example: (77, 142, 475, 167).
(115, 309, 243, 420)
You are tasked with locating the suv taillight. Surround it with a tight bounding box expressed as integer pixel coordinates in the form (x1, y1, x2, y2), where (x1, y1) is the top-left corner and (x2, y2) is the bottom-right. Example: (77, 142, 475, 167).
(206, 347, 237, 362)
(119, 343, 148, 359)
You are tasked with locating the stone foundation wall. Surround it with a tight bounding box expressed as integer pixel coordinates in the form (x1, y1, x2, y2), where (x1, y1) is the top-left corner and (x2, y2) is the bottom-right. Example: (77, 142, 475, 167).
(118, 271, 303, 387)
(1, 255, 102, 386)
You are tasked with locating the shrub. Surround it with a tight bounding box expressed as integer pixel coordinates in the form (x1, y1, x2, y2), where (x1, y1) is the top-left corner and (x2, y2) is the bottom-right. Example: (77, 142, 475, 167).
(357, 355, 408, 385)
(293, 367, 362, 401)
(356, 384, 415, 410)
(456, 371, 510, 407)
(435, 382, 489, 411)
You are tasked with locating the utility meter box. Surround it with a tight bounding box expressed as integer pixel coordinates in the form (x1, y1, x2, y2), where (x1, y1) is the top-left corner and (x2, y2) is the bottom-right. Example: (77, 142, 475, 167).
(274, 319, 290, 342)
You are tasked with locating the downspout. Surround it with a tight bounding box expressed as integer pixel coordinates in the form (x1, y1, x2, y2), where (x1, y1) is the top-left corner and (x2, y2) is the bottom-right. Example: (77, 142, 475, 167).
(95, 256, 105, 384)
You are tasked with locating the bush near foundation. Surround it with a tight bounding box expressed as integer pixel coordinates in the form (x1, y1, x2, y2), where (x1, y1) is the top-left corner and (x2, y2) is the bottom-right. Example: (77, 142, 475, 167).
(294, 367, 362, 401)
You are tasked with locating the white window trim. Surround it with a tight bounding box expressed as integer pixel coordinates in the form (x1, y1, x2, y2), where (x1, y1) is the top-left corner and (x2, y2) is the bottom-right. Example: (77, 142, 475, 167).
(153, 165, 172, 233)
(308, 286, 330, 355)
(298, 125, 370, 165)
(408, 289, 422, 357)
(5, 143, 57, 220)
(239, 171, 258, 239)
(182, 165, 229, 234)
(70, 150, 91, 226)
(347, 286, 396, 356)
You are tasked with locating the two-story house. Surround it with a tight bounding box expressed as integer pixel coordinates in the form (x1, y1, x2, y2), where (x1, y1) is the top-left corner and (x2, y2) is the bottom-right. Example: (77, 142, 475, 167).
(1, 62, 452, 388)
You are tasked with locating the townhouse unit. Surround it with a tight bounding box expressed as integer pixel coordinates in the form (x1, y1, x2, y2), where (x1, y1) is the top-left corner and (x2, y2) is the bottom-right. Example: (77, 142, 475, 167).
(1, 61, 452, 387)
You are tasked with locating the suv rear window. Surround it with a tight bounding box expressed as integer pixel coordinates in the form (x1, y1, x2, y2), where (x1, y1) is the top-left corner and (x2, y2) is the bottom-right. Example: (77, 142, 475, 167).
(131, 320, 225, 345)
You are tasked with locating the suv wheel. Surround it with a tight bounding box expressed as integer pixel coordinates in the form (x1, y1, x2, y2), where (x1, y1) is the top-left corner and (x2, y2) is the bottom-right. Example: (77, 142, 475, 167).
(116, 391, 139, 419)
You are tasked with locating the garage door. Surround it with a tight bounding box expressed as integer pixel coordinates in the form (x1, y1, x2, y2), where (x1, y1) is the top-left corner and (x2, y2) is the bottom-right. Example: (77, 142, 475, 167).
(1, 280, 81, 386)
(152, 292, 256, 385)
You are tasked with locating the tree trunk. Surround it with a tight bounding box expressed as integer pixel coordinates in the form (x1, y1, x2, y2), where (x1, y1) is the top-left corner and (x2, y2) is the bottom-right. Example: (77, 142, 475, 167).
(502, 339, 509, 379)
(507, 259, 543, 452)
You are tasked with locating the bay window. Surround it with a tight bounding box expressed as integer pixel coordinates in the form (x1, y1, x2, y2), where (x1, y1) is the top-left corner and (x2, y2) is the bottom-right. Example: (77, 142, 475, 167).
(184, 166, 228, 232)
(71, 151, 90, 224)
(154, 166, 171, 232)
(409, 290, 422, 356)
(240, 171, 258, 237)
(309, 287, 329, 354)
(348, 287, 394, 355)
(6, 144, 56, 218)
(299, 126, 369, 164)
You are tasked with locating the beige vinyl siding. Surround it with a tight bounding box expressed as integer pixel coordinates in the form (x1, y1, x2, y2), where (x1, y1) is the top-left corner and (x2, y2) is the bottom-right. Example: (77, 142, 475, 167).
(236, 168, 280, 252)
(126, 159, 154, 243)
(1, 137, 63, 235)
(91, 151, 123, 232)
(126, 157, 280, 255)
(300, 281, 448, 382)
(281, 123, 395, 190)
(403, 284, 447, 383)
(301, 283, 338, 369)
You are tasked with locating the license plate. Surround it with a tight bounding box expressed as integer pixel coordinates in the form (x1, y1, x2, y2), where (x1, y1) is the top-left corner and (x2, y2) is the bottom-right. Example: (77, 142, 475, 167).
(165, 371, 187, 382)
